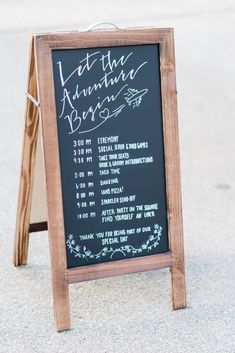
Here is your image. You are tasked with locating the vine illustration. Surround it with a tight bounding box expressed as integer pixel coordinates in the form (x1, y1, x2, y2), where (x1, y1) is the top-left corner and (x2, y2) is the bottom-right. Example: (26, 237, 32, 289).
(66, 224, 163, 261)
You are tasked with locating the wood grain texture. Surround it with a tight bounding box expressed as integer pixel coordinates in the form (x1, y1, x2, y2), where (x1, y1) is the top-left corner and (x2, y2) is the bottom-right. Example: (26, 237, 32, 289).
(66, 253, 175, 284)
(35, 36, 71, 331)
(30, 124, 48, 224)
(14, 37, 39, 266)
(35, 28, 170, 51)
(160, 29, 186, 309)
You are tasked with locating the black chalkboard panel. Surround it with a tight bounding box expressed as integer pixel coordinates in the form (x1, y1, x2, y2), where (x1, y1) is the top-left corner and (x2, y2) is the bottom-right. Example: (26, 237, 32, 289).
(52, 44, 169, 268)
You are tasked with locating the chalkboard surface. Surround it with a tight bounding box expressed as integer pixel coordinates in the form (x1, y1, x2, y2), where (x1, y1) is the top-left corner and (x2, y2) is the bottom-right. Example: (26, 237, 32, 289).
(52, 44, 169, 268)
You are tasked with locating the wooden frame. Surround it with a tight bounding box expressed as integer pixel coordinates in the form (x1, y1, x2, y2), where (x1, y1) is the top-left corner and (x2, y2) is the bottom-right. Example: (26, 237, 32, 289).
(14, 27, 186, 331)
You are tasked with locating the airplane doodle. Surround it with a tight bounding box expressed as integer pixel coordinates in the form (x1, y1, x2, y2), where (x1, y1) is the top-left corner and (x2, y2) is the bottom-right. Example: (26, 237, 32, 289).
(124, 88, 148, 108)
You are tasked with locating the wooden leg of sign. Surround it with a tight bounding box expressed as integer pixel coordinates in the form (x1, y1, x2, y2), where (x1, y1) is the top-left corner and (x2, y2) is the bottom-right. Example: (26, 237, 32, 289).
(168, 127, 186, 309)
(171, 259, 186, 309)
(168, 136, 186, 310)
(14, 36, 71, 330)
(34, 37, 71, 331)
(169, 180, 186, 309)
(51, 271, 71, 331)
(29, 120, 48, 230)
(169, 208, 186, 309)
(168, 134, 186, 310)
(160, 30, 186, 310)
(14, 37, 39, 266)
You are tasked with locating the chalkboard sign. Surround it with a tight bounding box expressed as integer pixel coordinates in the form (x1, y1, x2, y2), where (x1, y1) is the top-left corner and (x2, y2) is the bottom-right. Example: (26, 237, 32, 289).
(52, 44, 169, 268)
(14, 27, 186, 331)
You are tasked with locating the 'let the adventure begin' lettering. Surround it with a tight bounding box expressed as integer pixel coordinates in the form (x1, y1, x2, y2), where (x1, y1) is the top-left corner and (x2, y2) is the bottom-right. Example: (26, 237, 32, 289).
(56, 50, 148, 134)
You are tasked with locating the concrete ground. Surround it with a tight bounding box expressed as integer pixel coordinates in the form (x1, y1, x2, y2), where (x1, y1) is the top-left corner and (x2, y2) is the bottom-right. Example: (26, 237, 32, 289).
(0, 1, 235, 352)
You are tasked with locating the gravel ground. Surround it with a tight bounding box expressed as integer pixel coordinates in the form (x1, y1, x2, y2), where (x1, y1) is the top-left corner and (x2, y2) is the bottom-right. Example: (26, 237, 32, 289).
(0, 1, 235, 352)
